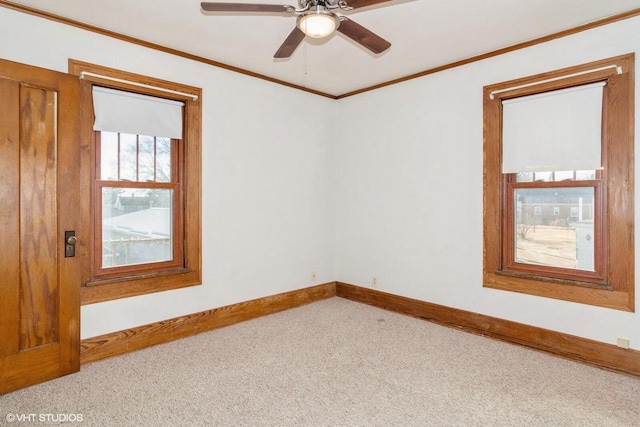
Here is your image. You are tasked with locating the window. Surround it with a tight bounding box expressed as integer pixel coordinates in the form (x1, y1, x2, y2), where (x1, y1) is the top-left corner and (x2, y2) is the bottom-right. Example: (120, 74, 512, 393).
(70, 60, 202, 304)
(570, 206, 579, 218)
(96, 131, 180, 274)
(483, 54, 634, 311)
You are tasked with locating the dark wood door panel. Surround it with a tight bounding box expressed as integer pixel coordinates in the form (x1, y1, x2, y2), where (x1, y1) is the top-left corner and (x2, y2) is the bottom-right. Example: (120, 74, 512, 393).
(0, 77, 20, 358)
(19, 85, 60, 350)
(0, 59, 81, 394)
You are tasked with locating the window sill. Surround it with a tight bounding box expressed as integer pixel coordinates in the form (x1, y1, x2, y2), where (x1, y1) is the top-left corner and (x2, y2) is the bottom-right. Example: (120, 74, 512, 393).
(81, 268, 201, 305)
(494, 269, 613, 291)
(484, 271, 632, 312)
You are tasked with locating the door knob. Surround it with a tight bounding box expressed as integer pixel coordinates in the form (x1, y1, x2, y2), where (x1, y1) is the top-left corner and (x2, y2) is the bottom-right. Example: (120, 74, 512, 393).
(65, 231, 77, 258)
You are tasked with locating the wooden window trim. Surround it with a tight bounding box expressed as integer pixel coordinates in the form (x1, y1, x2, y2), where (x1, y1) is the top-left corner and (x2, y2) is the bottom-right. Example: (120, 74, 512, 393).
(483, 54, 634, 311)
(69, 59, 202, 305)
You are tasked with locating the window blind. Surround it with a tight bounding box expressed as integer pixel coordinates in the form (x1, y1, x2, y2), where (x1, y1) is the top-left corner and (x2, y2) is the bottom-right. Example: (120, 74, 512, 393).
(501, 82, 605, 173)
(92, 86, 184, 139)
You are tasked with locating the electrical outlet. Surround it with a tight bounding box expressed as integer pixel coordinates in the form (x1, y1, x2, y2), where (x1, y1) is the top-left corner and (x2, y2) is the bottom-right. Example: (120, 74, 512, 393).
(311, 271, 317, 282)
(372, 276, 377, 288)
(617, 338, 630, 349)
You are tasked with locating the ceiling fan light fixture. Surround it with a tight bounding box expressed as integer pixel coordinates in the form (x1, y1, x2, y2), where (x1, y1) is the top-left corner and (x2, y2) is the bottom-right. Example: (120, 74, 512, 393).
(297, 9, 339, 38)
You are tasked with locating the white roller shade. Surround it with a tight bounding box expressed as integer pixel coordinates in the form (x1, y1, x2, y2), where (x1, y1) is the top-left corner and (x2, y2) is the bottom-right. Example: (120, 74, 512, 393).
(501, 82, 605, 173)
(92, 86, 184, 139)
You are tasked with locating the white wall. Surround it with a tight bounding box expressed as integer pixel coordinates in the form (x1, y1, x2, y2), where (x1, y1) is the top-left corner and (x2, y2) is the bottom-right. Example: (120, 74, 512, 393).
(0, 7, 337, 339)
(336, 16, 640, 349)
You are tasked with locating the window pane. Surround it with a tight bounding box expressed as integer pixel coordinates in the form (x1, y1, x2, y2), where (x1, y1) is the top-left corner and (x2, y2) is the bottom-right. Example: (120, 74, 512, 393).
(518, 170, 597, 183)
(101, 187, 173, 268)
(514, 187, 594, 271)
(156, 137, 172, 182)
(138, 135, 155, 182)
(516, 172, 533, 182)
(100, 131, 119, 180)
(576, 170, 596, 180)
(119, 133, 137, 181)
(554, 171, 574, 181)
(534, 171, 552, 182)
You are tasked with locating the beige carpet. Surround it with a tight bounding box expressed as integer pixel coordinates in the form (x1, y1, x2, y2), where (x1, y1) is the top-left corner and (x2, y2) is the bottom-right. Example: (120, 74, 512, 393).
(1, 297, 639, 426)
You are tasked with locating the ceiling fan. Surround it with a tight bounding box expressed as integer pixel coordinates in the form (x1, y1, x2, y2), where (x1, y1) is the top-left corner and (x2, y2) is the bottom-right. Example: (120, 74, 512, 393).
(201, 0, 392, 58)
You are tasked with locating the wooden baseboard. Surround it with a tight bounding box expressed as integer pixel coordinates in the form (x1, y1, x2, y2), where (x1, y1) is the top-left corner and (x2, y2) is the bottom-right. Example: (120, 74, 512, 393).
(80, 282, 336, 364)
(336, 282, 640, 378)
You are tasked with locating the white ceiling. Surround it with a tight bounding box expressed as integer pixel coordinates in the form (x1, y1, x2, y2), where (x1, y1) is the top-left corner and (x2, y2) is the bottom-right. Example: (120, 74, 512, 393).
(6, 0, 640, 96)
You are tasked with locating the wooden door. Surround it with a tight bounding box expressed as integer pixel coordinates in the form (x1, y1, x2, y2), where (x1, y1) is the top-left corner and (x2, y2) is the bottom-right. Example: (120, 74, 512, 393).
(0, 59, 81, 394)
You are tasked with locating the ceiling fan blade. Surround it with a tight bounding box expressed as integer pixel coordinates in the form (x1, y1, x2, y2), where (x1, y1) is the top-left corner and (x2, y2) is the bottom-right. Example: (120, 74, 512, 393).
(274, 27, 305, 58)
(337, 18, 391, 54)
(201, 2, 294, 13)
(344, 0, 395, 9)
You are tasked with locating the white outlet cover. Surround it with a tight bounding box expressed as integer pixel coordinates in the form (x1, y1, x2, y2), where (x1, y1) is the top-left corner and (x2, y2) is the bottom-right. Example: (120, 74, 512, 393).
(617, 338, 630, 349)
